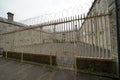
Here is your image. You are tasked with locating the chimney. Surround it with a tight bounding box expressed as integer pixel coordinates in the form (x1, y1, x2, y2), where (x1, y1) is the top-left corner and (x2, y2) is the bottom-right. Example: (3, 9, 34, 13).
(7, 12, 14, 21)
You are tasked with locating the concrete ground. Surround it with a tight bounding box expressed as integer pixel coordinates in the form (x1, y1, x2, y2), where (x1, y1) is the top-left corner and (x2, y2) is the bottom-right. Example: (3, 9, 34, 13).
(0, 58, 115, 80)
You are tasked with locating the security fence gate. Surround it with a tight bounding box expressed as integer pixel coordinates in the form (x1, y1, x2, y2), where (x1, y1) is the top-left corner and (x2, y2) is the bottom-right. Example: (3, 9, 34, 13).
(0, 10, 112, 70)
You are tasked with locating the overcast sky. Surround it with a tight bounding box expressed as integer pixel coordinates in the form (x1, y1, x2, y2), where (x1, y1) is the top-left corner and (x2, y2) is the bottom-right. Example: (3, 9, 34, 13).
(0, 0, 94, 21)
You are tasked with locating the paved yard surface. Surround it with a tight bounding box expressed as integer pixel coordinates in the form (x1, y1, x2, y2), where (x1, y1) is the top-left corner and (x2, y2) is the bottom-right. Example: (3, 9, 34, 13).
(0, 58, 115, 80)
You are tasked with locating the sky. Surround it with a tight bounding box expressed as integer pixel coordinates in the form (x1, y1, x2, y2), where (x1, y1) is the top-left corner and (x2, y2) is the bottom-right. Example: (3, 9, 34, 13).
(0, 0, 94, 22)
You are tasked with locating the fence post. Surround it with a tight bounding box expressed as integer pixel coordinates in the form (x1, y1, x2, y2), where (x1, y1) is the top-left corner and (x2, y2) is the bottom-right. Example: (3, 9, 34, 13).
(21, 52, 23, 62)
(6, 51, 7, 58)
(50, 51, 52, 65)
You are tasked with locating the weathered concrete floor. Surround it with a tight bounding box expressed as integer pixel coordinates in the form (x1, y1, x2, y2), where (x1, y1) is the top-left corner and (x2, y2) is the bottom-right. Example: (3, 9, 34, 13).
(0, 58, 115, 80)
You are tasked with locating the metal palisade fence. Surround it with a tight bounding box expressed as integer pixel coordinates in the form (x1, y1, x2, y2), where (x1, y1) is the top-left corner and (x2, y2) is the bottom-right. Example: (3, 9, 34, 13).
(0, 10, 112, 72)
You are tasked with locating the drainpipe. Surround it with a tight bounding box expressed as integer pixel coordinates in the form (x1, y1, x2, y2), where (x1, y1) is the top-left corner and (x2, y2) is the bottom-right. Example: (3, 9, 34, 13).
(115, 0, 120, 79)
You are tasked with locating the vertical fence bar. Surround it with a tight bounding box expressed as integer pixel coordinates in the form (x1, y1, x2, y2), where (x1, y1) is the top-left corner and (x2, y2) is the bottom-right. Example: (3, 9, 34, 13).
(50, 50, 52, 65)
(5, 34, 7, 58)
(89, 16, 92, 58)
(107, 10, 111, 59)
(70, 17, 72, 42)
(71, 16, 74, 69)
(21, 52, 23, 62)
(81, 14, 84, 57)
(104, 10, 109, 59)
(68, 17, 71, 68)
(30, 30, 33, 55)
(80, 15, 82, 57)
(93, 13, 95, 58)
(60, 19, 62, 67)
(102, 11, 107, 59)
(12, 32, 15, 52)
(86, 14, 88, 58)
(63, 21, 64, 67)
(6, 51, 7, 58)
(72, 16, 74, 68)
(14, 32, 17, 53)
(83, 14, 86, 57)
(61, 18, 63, 67)
(50, 21, 52, 66)
(99, 12, 102, 58)
(88, 17, 91, 58)
(66, 18, 68, 43)
(78, 15, 80, 57)
(91, 13, 94, 58)
(87, 15, 90, 58)
(98, 11, 101, 58)
(94, 12, 98, 58)
(96, 12, 99, 58)
(64, 18, 66, 68)
(100, 11, 104, 58)
(75, 15, 77, 74)
(68, 17, 70, 43)
(52, 20, 56, 66)
(39, 27, 41, 55)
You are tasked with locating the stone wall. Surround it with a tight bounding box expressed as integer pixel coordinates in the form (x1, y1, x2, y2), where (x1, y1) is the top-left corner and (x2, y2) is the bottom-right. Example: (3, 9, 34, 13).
(117, 0, 120, 76)
(107, 0, 119, 75)
(78, 0, 111, 50)
(0, 22, 19, 34)
(83, 0, 119, 75)
(0, 29, 52, 52)
(0, 17, 26, 50)
(0, 16, 25, 34)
